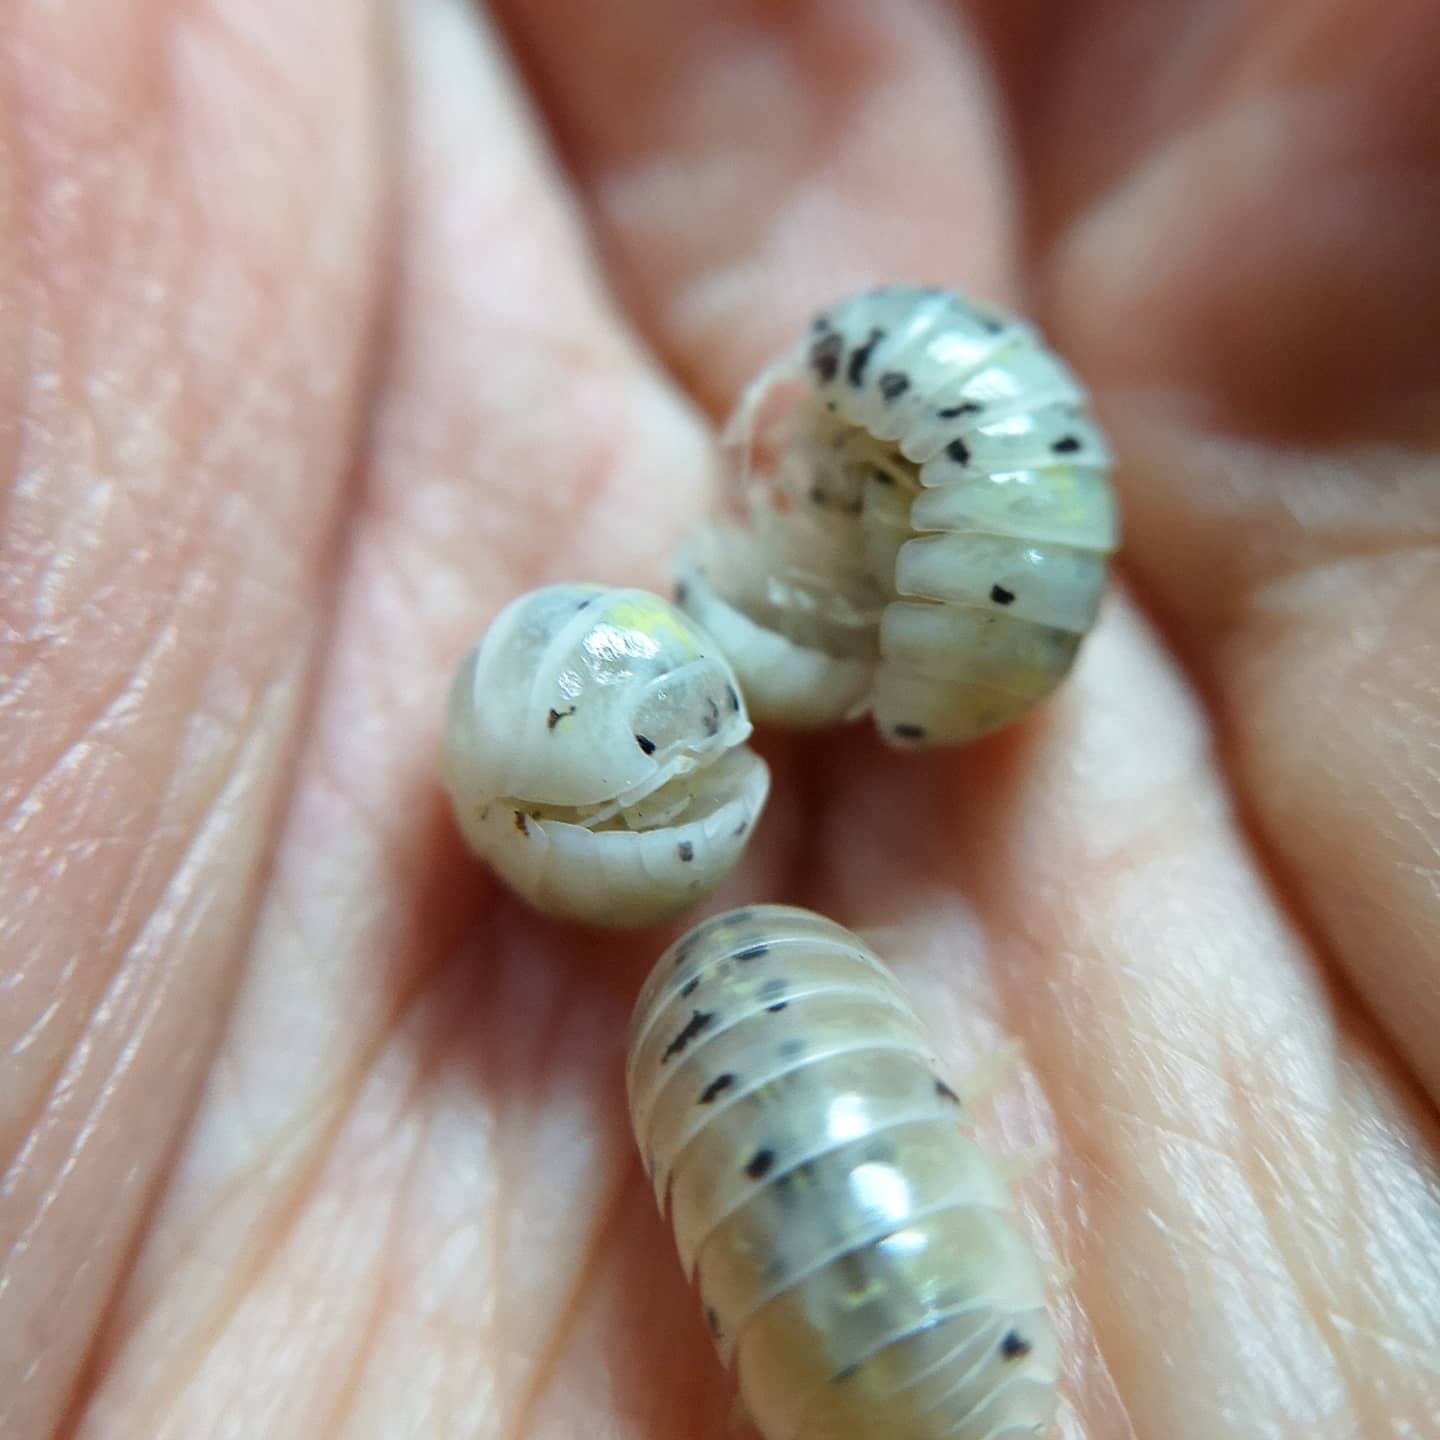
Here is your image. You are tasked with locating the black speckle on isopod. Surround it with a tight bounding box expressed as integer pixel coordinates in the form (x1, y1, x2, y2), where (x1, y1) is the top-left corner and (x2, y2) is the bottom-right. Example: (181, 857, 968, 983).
(745, 1147, 776, 1180)
(1000, 1330, 1033, 1360)
(706, 1306, 724, 1337)
(677, 841, 695, 863)
(546, 705, 576, 730)
(846, 327, 885, 387)
(680, 975, 699, 998)
(1052, 434, 1082, 454)
(893, 723, 926, 741)
(674, 580, 689, 606)
(702, 696, 720, 737)
(699, 1073, 736, 1105)
(935, 1079, 961, 1103)
(735, 943, 770, 962)
(945, 437, 971, 465)
(513, 811, 529, 836)
(809, 331, 844, 383)
(990, 584, 1016, 606)
(662, 1009, 715, 1062)
(635, 733, 657, 755)
(878, 370, 909, 401)
(938, 400, 984, 420)
(726, 684, 741, 713)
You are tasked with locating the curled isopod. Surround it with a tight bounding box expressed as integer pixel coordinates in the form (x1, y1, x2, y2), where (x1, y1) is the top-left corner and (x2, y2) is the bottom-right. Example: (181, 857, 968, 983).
(627, 904, 1058, 1439)
(441, 585, 770, 928)
(675, 284, 1119, 747)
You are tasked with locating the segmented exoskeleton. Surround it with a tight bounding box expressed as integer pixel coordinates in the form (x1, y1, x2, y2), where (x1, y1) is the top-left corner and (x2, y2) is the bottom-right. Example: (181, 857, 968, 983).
(676, 285, 1118, 746)
(441, 585, 769, 927)
(627, 905, 1058, 1438)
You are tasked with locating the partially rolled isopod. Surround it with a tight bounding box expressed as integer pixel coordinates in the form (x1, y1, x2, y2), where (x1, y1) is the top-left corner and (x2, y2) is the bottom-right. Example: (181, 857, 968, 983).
(627, 905, 1058, 1439)
(441, 585, 770, 928)
(675, 284, 1119, 747)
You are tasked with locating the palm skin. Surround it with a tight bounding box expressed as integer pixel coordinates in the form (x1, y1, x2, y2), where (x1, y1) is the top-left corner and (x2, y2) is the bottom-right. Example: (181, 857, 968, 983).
(2, 0, 1438, 1436)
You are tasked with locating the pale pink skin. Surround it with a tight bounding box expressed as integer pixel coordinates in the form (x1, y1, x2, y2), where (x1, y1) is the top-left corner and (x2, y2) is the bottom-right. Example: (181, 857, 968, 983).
(2, 3, 1438, 1439)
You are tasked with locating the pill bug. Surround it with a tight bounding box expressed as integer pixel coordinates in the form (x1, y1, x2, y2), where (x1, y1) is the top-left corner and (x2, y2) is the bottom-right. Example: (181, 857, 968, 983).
(627, 905, 1057, 1439)
(441, 585, 770, 928)
(675, 284, 1119, 747)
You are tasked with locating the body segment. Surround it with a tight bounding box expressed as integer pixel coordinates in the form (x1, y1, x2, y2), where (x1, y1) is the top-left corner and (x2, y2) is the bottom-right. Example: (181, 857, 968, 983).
(441, 585, 768, 927)
(627, 905, 1058, 1438)
(675, 285, 1118, 746)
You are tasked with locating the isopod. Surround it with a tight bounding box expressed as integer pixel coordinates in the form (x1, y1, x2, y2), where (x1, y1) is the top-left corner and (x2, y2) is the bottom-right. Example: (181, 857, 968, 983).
(675, 284, 1119, 747)
(441, 585, 770, 928)
(627, 905, 1057, 1439)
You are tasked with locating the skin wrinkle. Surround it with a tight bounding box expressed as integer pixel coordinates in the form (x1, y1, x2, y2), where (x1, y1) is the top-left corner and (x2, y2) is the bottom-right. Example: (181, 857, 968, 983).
(120, 1025, 425, 1431)
(499, 1163, 632, 1440)
(1228, 1052, 1440, 1417)
(1086, 1102, 1357, 1427)
(2, 551, 250, 1164)
(2, 640, 288, 1204)
(1065, 464, 1440, 1123)
(8, 1, 1440, 1436)
(112, 908, 476, 1403)
(972, 699, 1432, 1440)
(2, 558, 209, 834)
(1, 666, 298, 1429)
(480, 966, 613, 1436)
(316, 1067, 455, 1440)
(0, 0, 385, 1426)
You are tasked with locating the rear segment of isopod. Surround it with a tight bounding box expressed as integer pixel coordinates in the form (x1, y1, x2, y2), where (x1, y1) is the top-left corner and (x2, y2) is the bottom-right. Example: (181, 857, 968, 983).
(441, 586, 769, 928)
(627, 905, 1058, 1439)
(674, 284, 1119, 747)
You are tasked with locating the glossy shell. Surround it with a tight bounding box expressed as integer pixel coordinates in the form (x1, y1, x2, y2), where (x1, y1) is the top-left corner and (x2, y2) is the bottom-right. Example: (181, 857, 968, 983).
(675, 285, 1118, 747)
(441, 585, 769, 928)
(627, 905, 1057, 1439)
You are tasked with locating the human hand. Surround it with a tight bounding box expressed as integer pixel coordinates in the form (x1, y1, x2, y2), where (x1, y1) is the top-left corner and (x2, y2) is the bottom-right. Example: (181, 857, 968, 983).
(3, 2, 1437, 1436)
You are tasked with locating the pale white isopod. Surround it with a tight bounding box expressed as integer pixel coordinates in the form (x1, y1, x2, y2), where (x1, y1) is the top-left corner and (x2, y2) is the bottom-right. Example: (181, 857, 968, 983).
(627, 905, 1058, 1439)
(441, 585, 770, 928)
(675, 285, 1119, 747)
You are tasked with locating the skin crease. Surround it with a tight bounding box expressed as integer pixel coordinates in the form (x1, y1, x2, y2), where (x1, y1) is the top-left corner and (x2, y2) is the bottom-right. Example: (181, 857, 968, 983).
(0, 0, 1437, 1434)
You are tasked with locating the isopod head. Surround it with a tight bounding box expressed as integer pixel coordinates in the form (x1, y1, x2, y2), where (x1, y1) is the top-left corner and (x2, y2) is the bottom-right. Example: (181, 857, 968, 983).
(627, 905, 1059, 1439)
(441, 585, 770, 928)
(675, 284, 1120, 748)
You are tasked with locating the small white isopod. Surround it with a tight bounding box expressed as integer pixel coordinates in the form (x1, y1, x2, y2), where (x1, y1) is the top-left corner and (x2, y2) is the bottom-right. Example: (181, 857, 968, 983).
(627, 904, 1058, 1439)
(441, 585, 770, 928)
(675, 284, 1119, 747)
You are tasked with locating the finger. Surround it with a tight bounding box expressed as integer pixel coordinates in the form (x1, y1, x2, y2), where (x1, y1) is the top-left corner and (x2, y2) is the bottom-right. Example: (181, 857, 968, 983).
(494, 0, 1019, 414)
(1030, 0, 1440, 1102)
(0, 1, 384, 1431)
(70, 1, 753, 1433)
(812, 595, 1440, 1437)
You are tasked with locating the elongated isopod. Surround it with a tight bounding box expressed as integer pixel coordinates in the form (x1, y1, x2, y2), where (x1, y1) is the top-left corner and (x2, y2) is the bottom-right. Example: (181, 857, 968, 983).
(627, 905, 1057, 1439)
(675, 284, 1119, 746)
(441, 585, 770, 928)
